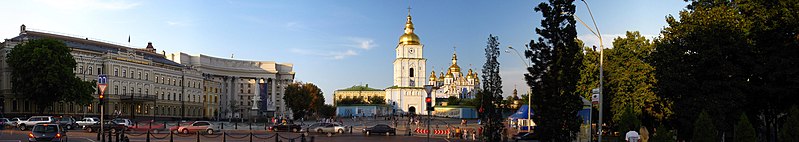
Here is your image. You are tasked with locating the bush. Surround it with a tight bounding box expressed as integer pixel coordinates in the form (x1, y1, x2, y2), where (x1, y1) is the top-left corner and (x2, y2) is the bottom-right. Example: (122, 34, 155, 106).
(734, 113, 755, 142)
(650, 125, 674, 142)
(617, 107, 641, 133)
(693, 110, 717, 142)
(780, 106, 799, 142)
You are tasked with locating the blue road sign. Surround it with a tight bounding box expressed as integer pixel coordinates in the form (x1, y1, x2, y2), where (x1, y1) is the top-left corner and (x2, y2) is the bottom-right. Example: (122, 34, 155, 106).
(98, 74, 108, 84)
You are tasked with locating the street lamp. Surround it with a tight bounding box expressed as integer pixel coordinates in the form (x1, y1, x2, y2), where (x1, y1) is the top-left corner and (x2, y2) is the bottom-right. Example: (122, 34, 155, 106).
(505, 46, 534, 132)
(568, 0, 605, 141)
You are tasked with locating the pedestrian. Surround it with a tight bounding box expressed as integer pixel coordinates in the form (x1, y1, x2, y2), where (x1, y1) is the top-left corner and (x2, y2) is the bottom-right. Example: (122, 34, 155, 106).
(626, 125, 641, 142)
(639, 126, 649, 142)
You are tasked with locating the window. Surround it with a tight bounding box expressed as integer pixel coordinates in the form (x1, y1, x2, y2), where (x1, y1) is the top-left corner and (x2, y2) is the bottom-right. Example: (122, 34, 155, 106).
(79, 66, 84, 74)
(114, 68, 118, 76)
(123, 69, 126, 78)
(409, 68, 414, 77)
(122, 86, 126, 95)
(138, 72, 141, 79)
(145, 73, 149, 81)
(98, 67, 102, 75)
(410, 79, 415, 87)
(88, 66, 93, 75)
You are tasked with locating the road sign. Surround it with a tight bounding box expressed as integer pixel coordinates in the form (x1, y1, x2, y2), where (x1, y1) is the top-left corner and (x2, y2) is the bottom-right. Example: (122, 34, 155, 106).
(591, 88, 600, 104)
(98, 74, 108, 84)
(98, 84, 107, 96)
(424, 85, 433, 96)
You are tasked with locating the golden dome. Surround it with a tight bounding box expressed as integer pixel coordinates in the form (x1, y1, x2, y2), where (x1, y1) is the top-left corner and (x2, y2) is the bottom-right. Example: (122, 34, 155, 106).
(399, 14, 421, 45)
(429, 70, 437, 81)
(439, 72, 445, 80)
(466, 69, 474, 79)
(448, 52, 461, 73)
(445, 70, 454, 78)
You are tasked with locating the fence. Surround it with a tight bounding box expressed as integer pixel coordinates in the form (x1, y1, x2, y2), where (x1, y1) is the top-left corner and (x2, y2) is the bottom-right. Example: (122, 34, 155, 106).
(121, 130, 315, 142)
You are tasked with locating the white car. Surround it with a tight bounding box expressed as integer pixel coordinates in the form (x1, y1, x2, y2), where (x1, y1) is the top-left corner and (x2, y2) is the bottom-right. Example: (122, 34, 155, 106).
(17, 116, 55, 131)
(310, 123, 346, 134)
(76, 117, 100, 129)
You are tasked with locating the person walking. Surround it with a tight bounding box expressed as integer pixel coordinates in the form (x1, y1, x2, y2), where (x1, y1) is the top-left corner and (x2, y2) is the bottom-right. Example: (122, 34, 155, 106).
(625, 125, 641, 142)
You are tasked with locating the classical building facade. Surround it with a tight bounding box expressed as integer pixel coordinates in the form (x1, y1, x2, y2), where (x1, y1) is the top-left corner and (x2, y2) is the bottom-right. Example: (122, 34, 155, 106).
(333, 84, 385, 106)
(0, 25, 294, 120)
(168, 53, 295, 120)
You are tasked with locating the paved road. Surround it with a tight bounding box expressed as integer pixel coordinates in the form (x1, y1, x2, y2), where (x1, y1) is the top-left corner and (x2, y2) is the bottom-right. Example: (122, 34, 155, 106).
(0, 129, 473, 142)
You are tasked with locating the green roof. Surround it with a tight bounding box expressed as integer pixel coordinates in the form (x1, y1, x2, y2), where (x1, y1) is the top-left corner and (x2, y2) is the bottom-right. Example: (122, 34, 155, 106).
(385, 85, 426, 89)
(337, 85, 383, 91)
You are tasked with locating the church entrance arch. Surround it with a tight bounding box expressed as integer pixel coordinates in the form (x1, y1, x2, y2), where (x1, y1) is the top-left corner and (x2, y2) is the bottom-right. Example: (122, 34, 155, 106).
(408, 106, 416, 115)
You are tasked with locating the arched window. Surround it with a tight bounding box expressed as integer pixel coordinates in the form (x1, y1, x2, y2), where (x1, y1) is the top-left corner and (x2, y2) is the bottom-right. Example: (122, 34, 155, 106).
(409, 68, 414, 77)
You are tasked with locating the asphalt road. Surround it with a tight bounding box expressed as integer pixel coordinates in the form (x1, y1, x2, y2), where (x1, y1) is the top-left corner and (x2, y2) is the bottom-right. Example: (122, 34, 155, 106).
(0, 129, 470, 142)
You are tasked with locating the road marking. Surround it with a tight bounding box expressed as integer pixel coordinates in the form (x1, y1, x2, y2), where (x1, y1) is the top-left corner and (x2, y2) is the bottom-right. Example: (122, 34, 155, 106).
(0, 140, 21, 142)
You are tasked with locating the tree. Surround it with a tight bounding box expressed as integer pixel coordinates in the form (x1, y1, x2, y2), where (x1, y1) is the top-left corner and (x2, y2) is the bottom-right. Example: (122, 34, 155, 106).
(7, 38, 95, 114)
(651, 125, 674, 142)
(479, 34, 503, 142)
(617, 107, 641, 134)
(283, 82, 324, 119)
(693, 111, 717, 142)
(318, 104, 336, 118)
(336, 96, 366, 105)
(780, 106, 799, 142)
(734, 113, 755, 142)
(525, 0, 583, 141)
(606, 31, 671, 125)
(367, 96, 385, 105)
(652, 1, 750, 139)
(446, 96, 460, 105)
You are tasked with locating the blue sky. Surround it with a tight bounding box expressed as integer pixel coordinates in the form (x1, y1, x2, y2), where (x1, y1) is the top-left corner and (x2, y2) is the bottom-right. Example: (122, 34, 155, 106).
(0, 0, 687, 104)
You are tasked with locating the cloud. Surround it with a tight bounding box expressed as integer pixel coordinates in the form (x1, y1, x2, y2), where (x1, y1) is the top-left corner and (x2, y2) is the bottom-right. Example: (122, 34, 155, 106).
(290, 48, 358, 60)
(36, 0, 140, 11)
(577, 33, 658, 49)
(346, 37, 377, 50)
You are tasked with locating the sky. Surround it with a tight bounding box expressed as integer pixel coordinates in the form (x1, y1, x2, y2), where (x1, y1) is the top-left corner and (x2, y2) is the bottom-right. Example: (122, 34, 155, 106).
(0, 0, 688, 105)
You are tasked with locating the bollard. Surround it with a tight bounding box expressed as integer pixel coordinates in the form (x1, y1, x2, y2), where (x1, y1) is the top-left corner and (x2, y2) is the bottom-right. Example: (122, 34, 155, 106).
(235, 122, 238, 129)
(97, 129, 101, 140)
(170, 129, 174, 142)
(196, 131, 201, 142)
(300, 134, 306, 142)
(221, 123, 224, 130)
(249, 132, 253, 142)
(146, 130, 151, 142)
(108, 130, 113, 142)
(222, 132, 226, 142)
(275, 133, 279, 142)
(310, 136, 314, 142)
(249, 123, 252, 130)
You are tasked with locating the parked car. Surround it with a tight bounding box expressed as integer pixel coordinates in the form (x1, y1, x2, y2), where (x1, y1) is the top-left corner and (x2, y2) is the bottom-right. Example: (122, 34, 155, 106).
(169, 122, 192, 133)
(0, 118, 10, 128)
(76, 117, 100, 129)
(112, 118, 133, 127)
(308, 123, 346, 134)
(176, 121, 216, 134)
(363, 124, 396, 136)
(10, 117, 26, 127)
(27, 123, 67, 142)
(18, 116, 56, 131)
(55, 117, 78, 130)
(85, 121, 127, 133)
(269, 124, 302, 132)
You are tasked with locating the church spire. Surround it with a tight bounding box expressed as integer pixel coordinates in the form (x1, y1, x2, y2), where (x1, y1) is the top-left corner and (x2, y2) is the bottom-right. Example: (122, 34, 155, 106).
(398, 5, 420, 45)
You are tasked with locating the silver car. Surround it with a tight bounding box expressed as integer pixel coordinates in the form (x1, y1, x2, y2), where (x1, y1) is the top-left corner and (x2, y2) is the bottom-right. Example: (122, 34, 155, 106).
(309, 123, 346, 134)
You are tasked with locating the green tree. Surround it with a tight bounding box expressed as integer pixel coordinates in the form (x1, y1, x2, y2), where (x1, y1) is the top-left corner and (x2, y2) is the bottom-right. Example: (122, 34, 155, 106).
(651, 125, 674, 142)
(283, 82, 324, 119)
(606, 31, 671, 125)
(524, 0, 583, 141)
(693, 111, 717, 142)
(780, 106, 799, 142)
(617, 107, 641, 134)
(318, 104, 336, 118)
(479, 34, 503, 142)
(652, 1, 750, 139)
(7, 38, 95, 114)
(446, 96, 460, 105)
(734, 113, 755, 142)
(367, 96, 385, 104)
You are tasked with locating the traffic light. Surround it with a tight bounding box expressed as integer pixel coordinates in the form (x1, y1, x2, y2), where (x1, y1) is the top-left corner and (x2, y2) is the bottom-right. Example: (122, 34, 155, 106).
(98, 94, 104, 105)
(425, 97, 433, 111)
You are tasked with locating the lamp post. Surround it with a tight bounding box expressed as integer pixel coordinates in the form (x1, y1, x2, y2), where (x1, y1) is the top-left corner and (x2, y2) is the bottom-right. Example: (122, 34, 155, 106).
(570, 0, 605, 141)
(505, 46, 533, 132)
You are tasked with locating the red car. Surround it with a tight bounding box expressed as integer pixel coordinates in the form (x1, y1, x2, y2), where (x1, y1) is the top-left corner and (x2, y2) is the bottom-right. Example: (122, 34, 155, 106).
(176, 121, 216, 134)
